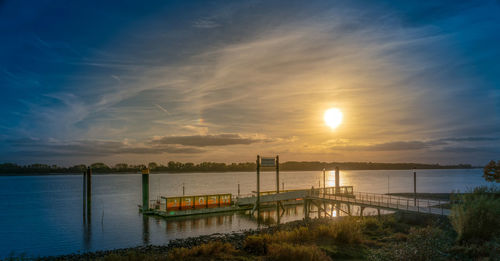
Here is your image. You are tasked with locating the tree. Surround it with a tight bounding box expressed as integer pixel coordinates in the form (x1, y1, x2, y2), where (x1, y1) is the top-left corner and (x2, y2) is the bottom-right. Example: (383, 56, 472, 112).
(90, 162, 110, 172)
(483, 160, 500, 183)
(148, 162, 158, 170)
(114, 163, 128, 171)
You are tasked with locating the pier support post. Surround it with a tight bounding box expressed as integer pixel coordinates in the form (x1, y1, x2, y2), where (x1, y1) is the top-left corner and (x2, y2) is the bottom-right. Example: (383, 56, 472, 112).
(413, 168, 417, 206)
(83, 169, 87, 222)
(335, 167, 340, 215)
(360, 206, 365, 217)
(256, 155, 260, 212)
(304, 199, 309, 219)
(276, 155, 280, 194)
(323, 168, 326, 193)
(86, 167, 92, 223)
(335, 167, 340, 193)
(142, 167, 150, 212)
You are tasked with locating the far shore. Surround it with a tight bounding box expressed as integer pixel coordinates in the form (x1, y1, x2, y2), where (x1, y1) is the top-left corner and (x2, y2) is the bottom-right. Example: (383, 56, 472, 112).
(0, 167, 481, 177)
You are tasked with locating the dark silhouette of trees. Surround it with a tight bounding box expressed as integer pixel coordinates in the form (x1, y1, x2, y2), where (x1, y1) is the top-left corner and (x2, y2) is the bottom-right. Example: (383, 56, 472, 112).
(0, 161, 475, 175)
(483, 160, 500, 182)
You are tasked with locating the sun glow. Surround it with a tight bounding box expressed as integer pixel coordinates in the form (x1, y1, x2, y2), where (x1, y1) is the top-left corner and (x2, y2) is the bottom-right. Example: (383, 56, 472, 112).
(324, 108, 343, 129)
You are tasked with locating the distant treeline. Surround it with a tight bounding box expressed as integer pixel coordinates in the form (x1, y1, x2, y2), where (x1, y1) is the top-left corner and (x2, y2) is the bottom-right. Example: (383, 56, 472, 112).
(0, 161, 475, 174)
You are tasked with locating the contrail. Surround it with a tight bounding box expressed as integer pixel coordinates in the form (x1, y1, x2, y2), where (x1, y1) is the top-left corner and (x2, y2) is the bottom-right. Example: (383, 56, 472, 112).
(154, 104, 171, 115)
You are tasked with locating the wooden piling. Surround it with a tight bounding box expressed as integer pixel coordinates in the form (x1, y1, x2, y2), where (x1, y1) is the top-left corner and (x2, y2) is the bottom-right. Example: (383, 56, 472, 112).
(83, 170, 87, 221)
(335, 166, 340, 192)
(322, 168, 326, 192)
(256, 155, 260, 212)
(275, 155, 279, 194)
(413, 168, 417, 205)
(86, 167, 92, 223)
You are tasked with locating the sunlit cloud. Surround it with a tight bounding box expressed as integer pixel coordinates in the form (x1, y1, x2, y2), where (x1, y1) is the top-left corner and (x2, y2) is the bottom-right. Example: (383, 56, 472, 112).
(1, 1, 499, 165)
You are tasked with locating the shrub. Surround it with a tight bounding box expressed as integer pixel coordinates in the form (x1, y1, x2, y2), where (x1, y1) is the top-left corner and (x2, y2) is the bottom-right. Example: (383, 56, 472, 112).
(267, 243, 332, 261)
(362, 217, 381, 232)
(450, 186, 500, 242)
(331, 218, 363, 244)
(268, 226, 314, 244)
(243, 235, 270, 255)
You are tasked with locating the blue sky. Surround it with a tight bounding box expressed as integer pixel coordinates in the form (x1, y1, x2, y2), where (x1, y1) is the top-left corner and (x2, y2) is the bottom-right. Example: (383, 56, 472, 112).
(1, 0, 499, 165)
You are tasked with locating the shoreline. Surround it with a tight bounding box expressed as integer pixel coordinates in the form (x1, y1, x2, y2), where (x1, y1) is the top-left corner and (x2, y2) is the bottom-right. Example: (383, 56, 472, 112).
(0, 167, 480, 177)
(34, 211, 457, 260)
(36, 219, 313, 261)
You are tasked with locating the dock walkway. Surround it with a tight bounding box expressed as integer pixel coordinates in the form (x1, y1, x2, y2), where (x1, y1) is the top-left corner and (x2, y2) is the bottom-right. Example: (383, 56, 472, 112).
(143, 186, 450, 218)
(307, 190, 450, 216)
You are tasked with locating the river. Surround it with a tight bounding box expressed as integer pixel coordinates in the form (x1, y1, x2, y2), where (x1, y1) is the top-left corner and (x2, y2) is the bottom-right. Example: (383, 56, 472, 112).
(0, 169, 490, 258)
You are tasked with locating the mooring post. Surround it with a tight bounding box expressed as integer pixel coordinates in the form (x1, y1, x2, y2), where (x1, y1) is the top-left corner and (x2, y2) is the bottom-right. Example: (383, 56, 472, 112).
(83, 169, 87, 222)
(335, 167, 340, 215)
(413, 168, 417, 206)
(238, 183, 240, 197)
(142, 167, 150, 212)
(322, 168, 326, 193)
(256, 155, 260, 212)
(335, 166, 340, 194)
(86, 167, 92, 223)
(276, 155, 279, 194)
(304, 199, 309, 219)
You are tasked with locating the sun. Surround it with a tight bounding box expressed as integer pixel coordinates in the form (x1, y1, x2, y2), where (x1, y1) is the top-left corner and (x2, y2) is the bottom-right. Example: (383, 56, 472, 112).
(324, 108, 343, 129)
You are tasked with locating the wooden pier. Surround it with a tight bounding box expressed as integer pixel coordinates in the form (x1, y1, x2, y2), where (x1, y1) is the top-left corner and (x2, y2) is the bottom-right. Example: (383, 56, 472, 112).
(306, 189, 450, 217)
(138, 158, 448, 219)
(140, 185, 449, 218)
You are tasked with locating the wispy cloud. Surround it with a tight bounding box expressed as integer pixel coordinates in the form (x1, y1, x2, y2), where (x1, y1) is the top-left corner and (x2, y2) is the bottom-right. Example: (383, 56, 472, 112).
(192, 18, 220, 29)
(151, 134, 270, 147)
(2, 138, 205, 158)
(1, 1, 499, 165)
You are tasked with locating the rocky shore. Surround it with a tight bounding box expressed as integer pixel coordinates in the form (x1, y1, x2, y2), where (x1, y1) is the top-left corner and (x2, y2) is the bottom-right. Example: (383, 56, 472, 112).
(37, 219, 315, 261)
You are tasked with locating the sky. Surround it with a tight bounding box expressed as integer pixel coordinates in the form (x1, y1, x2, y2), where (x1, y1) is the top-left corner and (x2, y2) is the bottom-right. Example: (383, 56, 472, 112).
(1, 0, 499, 166)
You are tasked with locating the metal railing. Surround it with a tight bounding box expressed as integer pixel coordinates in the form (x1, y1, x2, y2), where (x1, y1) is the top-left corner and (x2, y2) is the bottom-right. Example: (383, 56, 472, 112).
(308, 188, 449, 216)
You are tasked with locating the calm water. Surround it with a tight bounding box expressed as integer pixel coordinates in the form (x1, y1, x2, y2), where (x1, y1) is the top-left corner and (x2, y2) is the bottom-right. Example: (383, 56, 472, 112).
(0, 169, 489, 258)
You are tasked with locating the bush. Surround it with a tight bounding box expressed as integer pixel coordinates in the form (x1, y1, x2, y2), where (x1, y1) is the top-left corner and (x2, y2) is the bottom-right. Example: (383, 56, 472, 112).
(330, 218, 363, 244)
(243, 235, 270, 255)
(450, 186, 500, 242)
(272, 226, 313, 244)
(267, 243, 332, 261)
